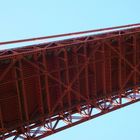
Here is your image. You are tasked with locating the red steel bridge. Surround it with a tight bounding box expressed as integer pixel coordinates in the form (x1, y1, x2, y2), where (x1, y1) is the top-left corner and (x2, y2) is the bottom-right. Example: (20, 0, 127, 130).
(0, 23, 140, 139)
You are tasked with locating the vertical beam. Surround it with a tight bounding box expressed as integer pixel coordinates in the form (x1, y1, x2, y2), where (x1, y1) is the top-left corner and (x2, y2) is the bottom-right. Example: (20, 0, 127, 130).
(92, 46, 97, 101)
(14, 58, 31, 138)
(56, 51, 63, 110)
(102, 42, 107, 109)
(14, 60, 24, 132)
(73, 47, 81, 103)
(84, 44, 90, 101)
(118, 37, 122, 104)
(102, 42, 106, 95)
(64, 48, 71, 109)
(34, 53, 45, 120)
(18, 59, 30, 125)
(42, 51, 51, 114)
(133, 35, 137, 88)
(108, 44, 112, 98)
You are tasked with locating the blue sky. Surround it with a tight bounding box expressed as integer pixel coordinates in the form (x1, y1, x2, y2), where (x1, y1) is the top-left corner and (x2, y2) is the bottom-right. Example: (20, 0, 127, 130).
(1, 0, 140, 139)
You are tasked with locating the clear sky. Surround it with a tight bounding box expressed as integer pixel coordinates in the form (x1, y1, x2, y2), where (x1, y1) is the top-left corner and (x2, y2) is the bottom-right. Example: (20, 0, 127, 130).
(1, 0, 140, 140)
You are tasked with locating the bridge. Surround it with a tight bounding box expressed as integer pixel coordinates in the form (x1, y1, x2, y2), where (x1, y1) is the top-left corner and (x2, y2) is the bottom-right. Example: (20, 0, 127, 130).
(0, 23, 140, 139)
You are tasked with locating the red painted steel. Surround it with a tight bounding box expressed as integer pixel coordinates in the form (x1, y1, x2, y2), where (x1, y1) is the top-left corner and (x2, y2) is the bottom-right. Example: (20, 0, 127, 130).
(0, 24, 140, 139)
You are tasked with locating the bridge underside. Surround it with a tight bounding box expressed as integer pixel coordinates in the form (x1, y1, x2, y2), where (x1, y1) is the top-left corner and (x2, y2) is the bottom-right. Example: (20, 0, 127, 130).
(0, 25, 140, 139)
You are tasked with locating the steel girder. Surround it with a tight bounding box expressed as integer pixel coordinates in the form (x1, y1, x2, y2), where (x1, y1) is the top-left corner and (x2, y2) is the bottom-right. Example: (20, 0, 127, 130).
(0, 24, 140, 139)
